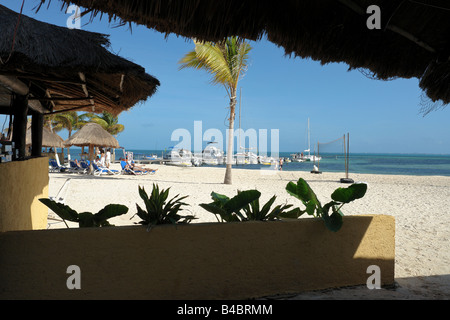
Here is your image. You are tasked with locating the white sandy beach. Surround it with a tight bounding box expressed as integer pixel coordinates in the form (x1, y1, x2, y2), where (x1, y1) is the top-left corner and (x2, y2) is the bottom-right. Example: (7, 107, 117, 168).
(47, 163, 450, 299)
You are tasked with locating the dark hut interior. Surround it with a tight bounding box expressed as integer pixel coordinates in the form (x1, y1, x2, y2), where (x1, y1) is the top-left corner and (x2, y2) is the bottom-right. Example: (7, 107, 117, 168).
(0, 4, 160, 160)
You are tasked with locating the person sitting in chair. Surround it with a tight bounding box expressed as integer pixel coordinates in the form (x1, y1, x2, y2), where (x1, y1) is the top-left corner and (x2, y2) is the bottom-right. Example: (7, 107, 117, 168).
(126, 159, 158, 173)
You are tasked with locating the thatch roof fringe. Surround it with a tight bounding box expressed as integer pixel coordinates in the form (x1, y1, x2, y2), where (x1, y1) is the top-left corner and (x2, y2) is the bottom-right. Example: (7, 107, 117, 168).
(42, 0, 450, 106)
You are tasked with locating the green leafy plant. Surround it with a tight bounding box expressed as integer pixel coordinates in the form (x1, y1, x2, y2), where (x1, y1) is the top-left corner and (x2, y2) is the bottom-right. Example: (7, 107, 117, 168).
(200, 190, 301, 222)
(39, 198, 128, 228)
(133, 184, 195, 229)
(286, 178, 367, 232)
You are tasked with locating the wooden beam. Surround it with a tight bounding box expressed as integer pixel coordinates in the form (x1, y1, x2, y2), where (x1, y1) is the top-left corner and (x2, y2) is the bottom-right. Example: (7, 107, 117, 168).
(28, 96, 94, 101)
(1, 71, 86, 85)
(28, 99, 48, 114)
(12, 94, 29, 160)
(78, 72, 96, 111)
(44, 104, 96, 115)
(119, 74, 125, 93)
(31, 110, 43, 157)
(0, 75, 29, 96)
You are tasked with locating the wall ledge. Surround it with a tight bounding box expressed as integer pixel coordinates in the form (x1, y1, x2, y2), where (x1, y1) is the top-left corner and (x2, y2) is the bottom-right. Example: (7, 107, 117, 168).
(0, 214, 395, 299)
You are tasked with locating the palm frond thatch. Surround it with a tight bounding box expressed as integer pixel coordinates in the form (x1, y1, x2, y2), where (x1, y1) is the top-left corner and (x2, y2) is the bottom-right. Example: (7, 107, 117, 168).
(0, 4, 160, 116)
(64, 122, 119, 148)
(43, 0, 450, 106)
(25, 124, 65, 148)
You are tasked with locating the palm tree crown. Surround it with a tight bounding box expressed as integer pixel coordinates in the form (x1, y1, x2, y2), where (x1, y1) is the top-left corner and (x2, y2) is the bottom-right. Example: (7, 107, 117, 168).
(81, 111, 125, 136)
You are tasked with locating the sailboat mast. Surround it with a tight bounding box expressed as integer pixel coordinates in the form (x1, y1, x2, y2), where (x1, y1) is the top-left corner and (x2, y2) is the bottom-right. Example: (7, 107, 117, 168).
(308, 118, 310, 156)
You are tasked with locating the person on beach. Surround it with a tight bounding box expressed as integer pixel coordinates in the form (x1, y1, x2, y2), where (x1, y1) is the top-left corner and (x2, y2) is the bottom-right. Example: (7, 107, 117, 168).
(279, 158, 283, 171)
(126, 158, 158, 173)
(74, 159, 82, 169)
(105, 148, 111, 168)
(100, 148, 106, 167)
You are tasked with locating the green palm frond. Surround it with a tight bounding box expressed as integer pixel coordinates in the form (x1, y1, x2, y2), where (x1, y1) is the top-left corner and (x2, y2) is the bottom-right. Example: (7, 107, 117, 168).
(81, 111, 125, 135)
(178, 37, 251, 93)
(89, 117, 109, 130)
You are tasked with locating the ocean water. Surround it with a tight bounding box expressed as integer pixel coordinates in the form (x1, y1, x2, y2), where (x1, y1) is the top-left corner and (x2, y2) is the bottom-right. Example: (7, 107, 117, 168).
(61, 148, 450, 177)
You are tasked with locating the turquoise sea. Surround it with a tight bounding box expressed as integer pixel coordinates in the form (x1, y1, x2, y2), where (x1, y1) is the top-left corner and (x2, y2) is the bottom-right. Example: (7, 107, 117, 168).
(61, 148, 450, 177)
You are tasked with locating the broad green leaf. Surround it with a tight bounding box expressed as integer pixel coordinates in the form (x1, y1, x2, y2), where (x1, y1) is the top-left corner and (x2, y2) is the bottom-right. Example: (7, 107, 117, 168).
(95, 204, 128, 223)
(224, 190, 261, 214)
(39, 198, 79, 222)
(322, 210, 344, 232)
(285, 182, 299, 199)
(305, 201, 317, 216)
(199, 203, 228, 217)
(211, 192, 230, 206)
(77, 212, 95, 228)
(331, 183, 367, 203)
(322, 201, 340, 215)
(286, 179, 321, 210)
(278, 207, 305, 219)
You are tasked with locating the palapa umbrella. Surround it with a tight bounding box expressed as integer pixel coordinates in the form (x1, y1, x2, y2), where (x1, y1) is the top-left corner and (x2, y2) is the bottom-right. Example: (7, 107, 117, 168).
(64, 122, 119, 173)
(25, 125, 65, 149)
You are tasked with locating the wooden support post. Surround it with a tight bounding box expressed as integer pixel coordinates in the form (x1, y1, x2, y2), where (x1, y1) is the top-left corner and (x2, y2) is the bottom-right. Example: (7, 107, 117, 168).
(12, 94, 29, 160)
(31, 111, 43, 157)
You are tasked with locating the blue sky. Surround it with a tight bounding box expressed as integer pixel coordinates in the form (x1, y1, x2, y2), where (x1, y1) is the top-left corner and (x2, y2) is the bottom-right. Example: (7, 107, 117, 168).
(3, 1, 450, 154)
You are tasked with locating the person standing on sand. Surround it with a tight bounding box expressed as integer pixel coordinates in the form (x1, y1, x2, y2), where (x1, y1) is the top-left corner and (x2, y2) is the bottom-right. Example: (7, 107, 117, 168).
(279, 158, 283, 171)
(106, 148, 111, 168)
(99, 148, 106, 167)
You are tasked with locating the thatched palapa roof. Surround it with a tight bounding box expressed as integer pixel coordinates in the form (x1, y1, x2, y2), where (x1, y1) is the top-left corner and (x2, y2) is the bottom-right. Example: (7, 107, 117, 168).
(64, 122, 119, 148)
(41, 0, 450, 106)
(25, 124, 65, 148)
(0, 4, 160, 116)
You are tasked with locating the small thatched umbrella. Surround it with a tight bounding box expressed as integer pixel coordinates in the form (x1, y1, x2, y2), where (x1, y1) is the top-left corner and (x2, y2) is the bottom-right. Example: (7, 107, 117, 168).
(25, 124, 65, 163)
(64, 123, 119, 173)
(26, 125, 65, 149)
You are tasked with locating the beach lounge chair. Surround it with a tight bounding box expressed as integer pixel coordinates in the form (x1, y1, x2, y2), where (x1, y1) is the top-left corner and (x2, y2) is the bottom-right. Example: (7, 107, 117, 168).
(92, 162, 120, 176)
(47, 178, 71, 229)
(49, 158, 67, 173)
(69, 160, 87, 174)
(120, 160, 152, 175)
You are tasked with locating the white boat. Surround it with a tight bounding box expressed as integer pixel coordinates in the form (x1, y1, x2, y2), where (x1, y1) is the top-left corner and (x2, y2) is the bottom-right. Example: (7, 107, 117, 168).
(258, 155, 277, 165)
(235, 151, 258, 165)
(144, 154, 159, 160)
(164, 147, 193, 167)
(290, 153, 306, 162)
(301, 118, 321, 162)
(202, 142, 224, 165)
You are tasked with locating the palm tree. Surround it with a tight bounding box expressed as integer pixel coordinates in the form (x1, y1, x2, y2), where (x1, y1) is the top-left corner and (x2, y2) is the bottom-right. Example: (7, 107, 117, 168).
(179, 37, 252, 184)
(82, 111, 125, 136)
(45, 111, 85, 137)
(44, 111, 85, 158)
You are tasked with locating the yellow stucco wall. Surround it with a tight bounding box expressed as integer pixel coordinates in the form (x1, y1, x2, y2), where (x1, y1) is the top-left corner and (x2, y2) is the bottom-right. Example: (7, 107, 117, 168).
(0, 215, 394, 299)
(0, 157, 49, 232)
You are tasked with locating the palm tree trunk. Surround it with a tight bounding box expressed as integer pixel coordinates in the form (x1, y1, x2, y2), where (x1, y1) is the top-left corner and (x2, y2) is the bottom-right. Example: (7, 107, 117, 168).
(224, 90, 237, 185)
